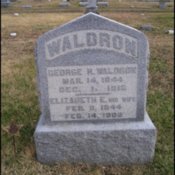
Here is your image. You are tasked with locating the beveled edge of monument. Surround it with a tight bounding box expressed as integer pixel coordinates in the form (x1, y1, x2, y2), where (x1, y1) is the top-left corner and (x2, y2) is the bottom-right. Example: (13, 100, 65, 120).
(35, 12, 150, 124)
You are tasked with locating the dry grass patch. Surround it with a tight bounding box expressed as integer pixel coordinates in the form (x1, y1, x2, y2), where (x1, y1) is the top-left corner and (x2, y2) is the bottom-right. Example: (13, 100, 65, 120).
(147, 34, 173, 95)
(102, 12, 147, 27)
(2, 13, 81, 38)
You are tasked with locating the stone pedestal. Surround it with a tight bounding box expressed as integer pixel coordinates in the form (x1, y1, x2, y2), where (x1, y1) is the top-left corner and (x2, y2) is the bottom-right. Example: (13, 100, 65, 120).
(34, 113, 156, 165)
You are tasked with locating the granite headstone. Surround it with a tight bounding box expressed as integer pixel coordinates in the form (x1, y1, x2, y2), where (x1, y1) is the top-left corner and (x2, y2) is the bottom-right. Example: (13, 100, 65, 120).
(159, 1, 167, 9)
(59, 0, 70, 7)
(79, 0, 88, 6)
(1, 0, 10, 7)
(21, 4, 32, 8)
(80, 0, 108, 7)
(34, 12, 157, 165)
(97, 0, 108, 7)
(85, 0, 98, 13)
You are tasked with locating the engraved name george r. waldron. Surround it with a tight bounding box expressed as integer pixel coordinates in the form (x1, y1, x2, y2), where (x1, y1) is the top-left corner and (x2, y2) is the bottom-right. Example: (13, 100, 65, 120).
(45, 30, 138, 121)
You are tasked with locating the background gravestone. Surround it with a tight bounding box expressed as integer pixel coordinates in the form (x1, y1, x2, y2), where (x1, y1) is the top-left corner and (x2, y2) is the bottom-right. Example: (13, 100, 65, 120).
(97, 0, 108, 7)
(79, 0, 88, 6)
(85, 0, 98, 13)
(34, 12, 156, 165)
(159, 1, 167, 9)
(80, 0, 108, 7)
(1, 0, 11, 7)
(59, 0, 70, 7)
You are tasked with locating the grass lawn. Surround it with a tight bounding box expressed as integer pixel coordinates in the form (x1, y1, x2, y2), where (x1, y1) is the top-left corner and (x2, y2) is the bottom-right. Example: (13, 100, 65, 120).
(1, 3, 174, 175)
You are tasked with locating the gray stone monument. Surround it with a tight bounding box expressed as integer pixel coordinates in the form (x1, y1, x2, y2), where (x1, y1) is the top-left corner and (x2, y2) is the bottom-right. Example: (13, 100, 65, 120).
(97, 0, 108, 7)
(85, 0, 98, 13)
(80, 0, 108, 7)
(21, 4, 32, 8)
(34, 12, 157, 165)
(59, 0, 70, 7)
(159, 1, 167, 9)
(79, 0, 88, 6)
(1, 0, 10, 7)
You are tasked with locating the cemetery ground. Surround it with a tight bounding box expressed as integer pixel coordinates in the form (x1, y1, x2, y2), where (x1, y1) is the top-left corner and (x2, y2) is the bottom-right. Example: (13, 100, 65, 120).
(2, 7, 174, 175)
(1, 0, 174, 13)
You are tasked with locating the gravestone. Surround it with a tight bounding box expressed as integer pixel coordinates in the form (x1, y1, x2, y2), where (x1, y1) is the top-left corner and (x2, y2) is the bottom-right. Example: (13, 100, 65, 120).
(21, 4, 32, 8)
(159, 1, 167, 9)
(140, 24, 153, 31)
(79, 0, 88, 6)
(1, 0, 10, 7)
(80, 0, 108, 7)
(59, 0, 70, 7)
(85, 0, 98, 13)
(97, 0, 108, 7)
(34, 12, 157, 165)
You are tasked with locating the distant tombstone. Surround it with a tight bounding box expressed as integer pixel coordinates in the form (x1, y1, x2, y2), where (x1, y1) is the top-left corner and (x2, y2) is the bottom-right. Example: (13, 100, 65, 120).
(159, 1, 167, 9)
(34, 12, 157, 165)
(85, 0, 98, 13)
(1, 0, 10, 7)
(21, 4, 32, 8)
(79, 0, 88, 6)
(79, 0, 108, 7)
(97, 0, 108, 7)
(140, 24, 153, 31)
(59, 0, 70, 7)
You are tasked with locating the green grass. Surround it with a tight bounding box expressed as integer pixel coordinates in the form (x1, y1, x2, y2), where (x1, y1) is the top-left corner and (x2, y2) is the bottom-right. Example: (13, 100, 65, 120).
(1, 3, 174, 175)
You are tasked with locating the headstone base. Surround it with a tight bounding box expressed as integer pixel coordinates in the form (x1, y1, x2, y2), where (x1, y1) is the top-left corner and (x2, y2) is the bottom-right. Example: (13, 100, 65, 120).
(34, 113, 156, 165)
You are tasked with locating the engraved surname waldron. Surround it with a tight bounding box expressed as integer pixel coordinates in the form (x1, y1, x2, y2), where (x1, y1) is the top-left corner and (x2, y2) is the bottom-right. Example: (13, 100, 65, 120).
(46, 30, 138, 60)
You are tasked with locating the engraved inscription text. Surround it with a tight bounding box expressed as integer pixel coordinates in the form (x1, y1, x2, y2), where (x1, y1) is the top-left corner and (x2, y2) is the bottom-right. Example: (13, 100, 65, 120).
(47, 64, 137, 121)
(46, 30, 138, 60)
